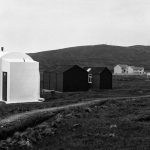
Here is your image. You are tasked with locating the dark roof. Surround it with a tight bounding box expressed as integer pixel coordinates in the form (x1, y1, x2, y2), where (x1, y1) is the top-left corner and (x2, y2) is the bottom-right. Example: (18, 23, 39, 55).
(43, 65, 83, 73)
(50, 65, 72, 73)
(83, 67, 110, 74)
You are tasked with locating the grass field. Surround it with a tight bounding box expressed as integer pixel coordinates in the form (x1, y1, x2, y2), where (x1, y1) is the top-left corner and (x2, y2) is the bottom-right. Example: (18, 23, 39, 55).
(32, 97, 150, 150)
(1, 75, 150, 149)
(1, 75, 150, 119)
(1, 96, 150, 149)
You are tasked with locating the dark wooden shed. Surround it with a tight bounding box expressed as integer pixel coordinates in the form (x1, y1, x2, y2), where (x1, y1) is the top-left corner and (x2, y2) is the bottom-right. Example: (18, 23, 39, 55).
(84, 67, 112, 89)
(41, 65, 89, 92)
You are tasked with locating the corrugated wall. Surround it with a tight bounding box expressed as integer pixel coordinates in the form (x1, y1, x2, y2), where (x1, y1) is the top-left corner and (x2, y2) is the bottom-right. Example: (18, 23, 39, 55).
(92, 74, 100, 89)
(56, 73, 63, 91)
(49, 72, 56, 90)
(63, 66, 89, 92)
(40, 72, 43, 89)
(100, 71, 112, 89)
(43, 72, 50, 89)
(42, 72, 63, 92)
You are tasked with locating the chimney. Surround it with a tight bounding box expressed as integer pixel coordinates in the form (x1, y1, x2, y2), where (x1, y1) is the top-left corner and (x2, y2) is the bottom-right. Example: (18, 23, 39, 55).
(1, 47, 4, 52)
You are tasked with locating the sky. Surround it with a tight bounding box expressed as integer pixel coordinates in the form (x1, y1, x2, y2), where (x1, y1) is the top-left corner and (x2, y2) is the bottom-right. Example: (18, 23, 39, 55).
(0, 0, 150, 53)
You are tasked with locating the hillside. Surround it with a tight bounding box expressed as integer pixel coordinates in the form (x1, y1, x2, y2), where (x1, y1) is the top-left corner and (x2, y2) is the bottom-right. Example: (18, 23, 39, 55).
(28, 44, 150, 71)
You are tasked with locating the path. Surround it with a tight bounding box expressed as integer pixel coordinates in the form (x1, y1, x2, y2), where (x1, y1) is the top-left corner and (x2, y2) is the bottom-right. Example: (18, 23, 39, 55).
(0, 95, 150, 139)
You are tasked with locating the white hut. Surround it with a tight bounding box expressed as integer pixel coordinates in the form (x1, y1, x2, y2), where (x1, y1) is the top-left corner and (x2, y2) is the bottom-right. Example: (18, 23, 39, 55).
(0, 51, 40, 103)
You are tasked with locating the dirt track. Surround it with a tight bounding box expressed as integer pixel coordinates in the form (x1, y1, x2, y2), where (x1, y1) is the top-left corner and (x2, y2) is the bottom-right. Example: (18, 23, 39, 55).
(0, 95, 150, 139)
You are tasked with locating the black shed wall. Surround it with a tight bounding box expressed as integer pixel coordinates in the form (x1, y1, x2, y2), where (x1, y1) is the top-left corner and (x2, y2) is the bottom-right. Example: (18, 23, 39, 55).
(92, 74, 100, 89)
(42, 72, 63, 92)
(92, 68, 112, 90)
(63, 66, 89, 92)
(43, 71, 50, 89)
(99, 69, 112, 89)
(42, 65, 88, 92)
(40, 71, 44, 90)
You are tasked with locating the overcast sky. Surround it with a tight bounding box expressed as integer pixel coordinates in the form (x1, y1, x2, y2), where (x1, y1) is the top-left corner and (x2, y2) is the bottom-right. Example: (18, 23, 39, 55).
(0, 0, 150, 53)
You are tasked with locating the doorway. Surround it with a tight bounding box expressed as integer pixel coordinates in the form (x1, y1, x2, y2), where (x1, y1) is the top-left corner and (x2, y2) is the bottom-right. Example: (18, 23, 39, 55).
(2, 72, 7, 101)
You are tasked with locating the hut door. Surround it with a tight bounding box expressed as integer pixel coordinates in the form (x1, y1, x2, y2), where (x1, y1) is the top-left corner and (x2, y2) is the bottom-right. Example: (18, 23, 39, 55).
(2, 72, 7, 101)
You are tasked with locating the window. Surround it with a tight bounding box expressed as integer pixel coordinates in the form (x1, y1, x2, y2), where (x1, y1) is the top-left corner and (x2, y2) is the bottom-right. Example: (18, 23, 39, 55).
(88, 74, 92, 83)
(122, 69, 126, 73)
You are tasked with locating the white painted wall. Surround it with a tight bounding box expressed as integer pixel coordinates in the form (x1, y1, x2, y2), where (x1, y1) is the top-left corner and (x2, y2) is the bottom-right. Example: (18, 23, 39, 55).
(127, 66, 134, 74)
(9, 62, 40, 103)
(133, 69, 144, 75)
(147, 72, 150, 77)
(0, 52, 40, 103)
(114, 65, 122, 74)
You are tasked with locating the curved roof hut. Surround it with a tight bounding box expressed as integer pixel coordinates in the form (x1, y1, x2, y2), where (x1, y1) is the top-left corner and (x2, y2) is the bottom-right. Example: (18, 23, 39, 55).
(0, 51, 40, 103)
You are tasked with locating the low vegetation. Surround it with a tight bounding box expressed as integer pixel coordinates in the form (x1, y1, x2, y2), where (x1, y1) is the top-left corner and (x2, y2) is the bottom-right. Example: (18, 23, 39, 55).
(0, 75, 150, 149)
(1, 96, 150, 149)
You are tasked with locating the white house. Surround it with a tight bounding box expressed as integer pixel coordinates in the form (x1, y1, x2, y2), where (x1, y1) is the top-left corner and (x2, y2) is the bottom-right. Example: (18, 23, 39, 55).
(114, 64, 128, 74)
(114, 64, 144, 75)
(0, 51, 40, 103)
(127, 66, 134, 74)
(130, 66, 144, 75)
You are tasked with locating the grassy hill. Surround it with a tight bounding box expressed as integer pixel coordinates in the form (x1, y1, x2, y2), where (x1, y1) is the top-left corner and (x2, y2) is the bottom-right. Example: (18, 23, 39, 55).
(28, 44, 150, 71)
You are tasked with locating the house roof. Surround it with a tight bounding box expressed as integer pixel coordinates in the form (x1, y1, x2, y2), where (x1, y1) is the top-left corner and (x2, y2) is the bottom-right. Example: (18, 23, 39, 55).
(4, 59, 35, 62)
(84, 67, 109, 74)
(0, 51, 8, 58)
(44, 65, 82, 73)
(0, 51, 34, 62)
(130, 66, 144, 70)
(116, 64, 144, 71)
(50, 65, 74, 73)
(117, 64, 128, 68)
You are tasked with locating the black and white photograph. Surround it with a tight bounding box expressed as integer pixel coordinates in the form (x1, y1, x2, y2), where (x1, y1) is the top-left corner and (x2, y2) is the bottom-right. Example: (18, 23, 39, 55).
(1, 0, 150, 149)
